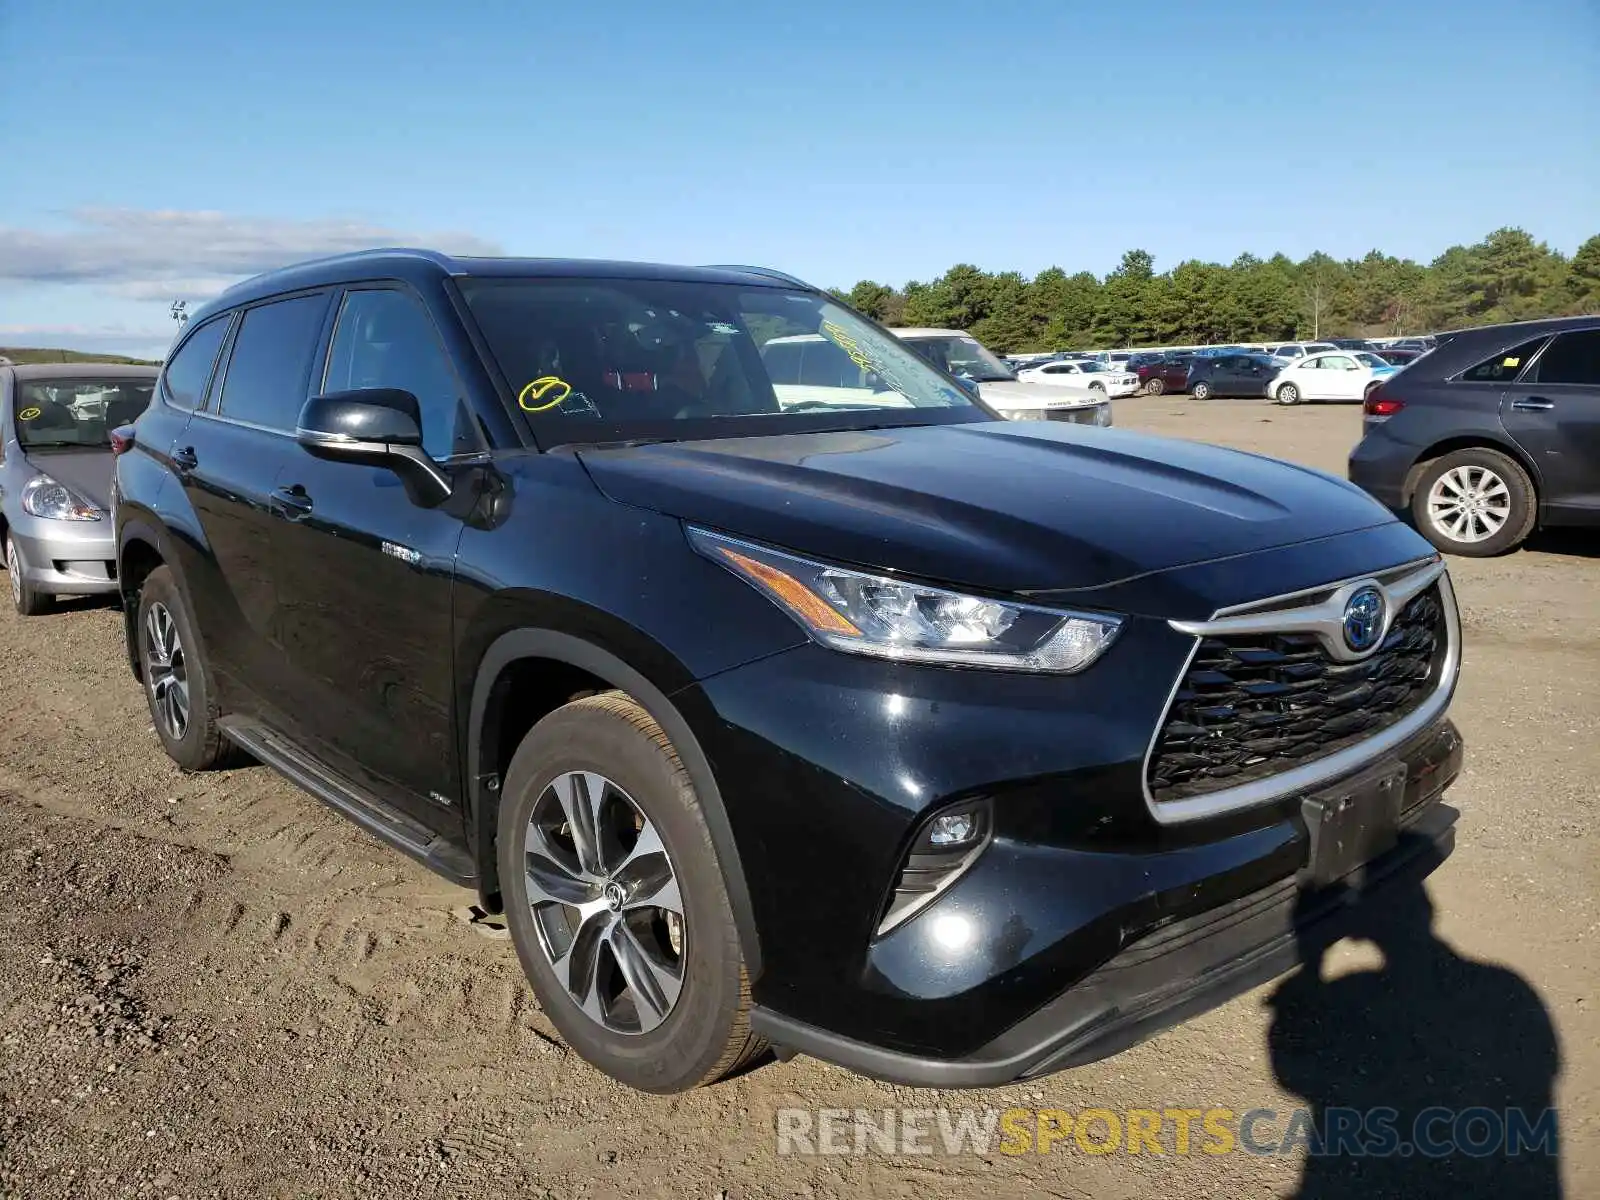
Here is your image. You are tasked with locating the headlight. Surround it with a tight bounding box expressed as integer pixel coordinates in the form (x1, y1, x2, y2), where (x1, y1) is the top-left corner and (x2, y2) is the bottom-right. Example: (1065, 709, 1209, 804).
(995, 408, 1034, 420)
(689, 529, 1120, 673)
(21, 476, 102, 521)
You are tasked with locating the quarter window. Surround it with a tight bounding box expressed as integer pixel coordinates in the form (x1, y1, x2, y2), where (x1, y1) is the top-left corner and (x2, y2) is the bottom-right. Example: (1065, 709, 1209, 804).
(1528, 329, 1600, 386)
(161, 315, 229, 410)
(1461, 337, 1548, 383)
(216, 294, 331, 430)
(324, 289, 475, 458)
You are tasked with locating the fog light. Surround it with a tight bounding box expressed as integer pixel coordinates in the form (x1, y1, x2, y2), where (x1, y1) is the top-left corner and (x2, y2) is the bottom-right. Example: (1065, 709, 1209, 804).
(929, 811, 978, 846)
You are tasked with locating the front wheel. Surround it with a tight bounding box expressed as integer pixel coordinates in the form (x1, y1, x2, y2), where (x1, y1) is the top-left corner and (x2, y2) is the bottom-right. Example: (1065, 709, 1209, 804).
(1144, 377, 1165, 396)
(6, 536, 53, 616)
(1275, 382, 1301, 405)
(1191, 381, 1212, 401)
(1411, 448, 1536, 557)
(499, 691, 764, 1093)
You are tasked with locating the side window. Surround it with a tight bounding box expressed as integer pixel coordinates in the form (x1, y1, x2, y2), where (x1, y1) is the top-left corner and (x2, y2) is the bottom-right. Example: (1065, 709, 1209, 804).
(1528, 330, 1600, 386)
(324, 289, 472, 459)
(161, 315, 230, 410)
(217, 294, 330, 430)
(1461, 336, 1548, 383)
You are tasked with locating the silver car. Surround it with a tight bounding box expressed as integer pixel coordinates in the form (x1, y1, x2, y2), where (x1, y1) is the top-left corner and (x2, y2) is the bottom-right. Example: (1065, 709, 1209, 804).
(1, 363, 157, 615)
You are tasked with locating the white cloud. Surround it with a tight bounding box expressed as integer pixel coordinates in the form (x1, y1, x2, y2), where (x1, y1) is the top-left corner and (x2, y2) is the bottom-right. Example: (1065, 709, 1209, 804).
(0, 208, 503, 304)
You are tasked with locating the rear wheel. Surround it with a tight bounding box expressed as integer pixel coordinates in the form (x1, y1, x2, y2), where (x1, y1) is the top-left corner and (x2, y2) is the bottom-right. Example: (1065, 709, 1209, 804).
(1276, 382, 1301, 405)
(1144, 377, 1165, 396)
(6, 536, 53, 616)
(1411, 448, 1536, 557)
(1191, 381, 1212, 401)
(136, 566, 239, 769)
(499, 691, 764, 1093)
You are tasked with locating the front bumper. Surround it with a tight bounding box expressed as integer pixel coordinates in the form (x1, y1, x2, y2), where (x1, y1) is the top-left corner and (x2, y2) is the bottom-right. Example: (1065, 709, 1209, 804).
(8, 522, 118, 596)
(753, 719, 1462, 1086)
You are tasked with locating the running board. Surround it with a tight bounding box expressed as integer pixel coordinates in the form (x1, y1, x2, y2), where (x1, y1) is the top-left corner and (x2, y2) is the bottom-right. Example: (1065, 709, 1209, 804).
(220, 717, 478, 888)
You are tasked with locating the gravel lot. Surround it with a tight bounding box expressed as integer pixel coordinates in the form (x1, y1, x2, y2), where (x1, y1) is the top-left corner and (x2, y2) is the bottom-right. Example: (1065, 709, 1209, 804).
(1, 397, 1595, 1199)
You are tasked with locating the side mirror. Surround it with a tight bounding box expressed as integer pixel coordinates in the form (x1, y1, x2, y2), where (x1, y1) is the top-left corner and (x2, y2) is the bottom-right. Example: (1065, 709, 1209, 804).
(296, 389, 451, 503)
(955, 375, 983, 398)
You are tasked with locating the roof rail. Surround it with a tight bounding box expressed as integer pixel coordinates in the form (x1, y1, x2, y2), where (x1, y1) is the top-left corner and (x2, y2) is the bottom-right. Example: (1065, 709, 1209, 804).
(702, 264, 815, 290)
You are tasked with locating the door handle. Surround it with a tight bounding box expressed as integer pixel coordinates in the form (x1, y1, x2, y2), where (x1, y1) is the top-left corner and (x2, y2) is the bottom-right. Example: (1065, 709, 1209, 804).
(270, 484, 314, 520)
(1511, 398, 1554, 412)
(171, 446, 198, 475)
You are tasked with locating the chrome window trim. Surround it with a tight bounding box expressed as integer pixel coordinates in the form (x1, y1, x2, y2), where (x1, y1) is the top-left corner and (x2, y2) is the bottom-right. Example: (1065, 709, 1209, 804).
(1141, 557, 1461, 825)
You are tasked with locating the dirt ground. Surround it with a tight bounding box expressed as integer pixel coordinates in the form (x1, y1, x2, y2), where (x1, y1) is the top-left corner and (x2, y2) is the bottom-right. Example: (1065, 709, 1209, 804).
(0, 398, 1595, 1199)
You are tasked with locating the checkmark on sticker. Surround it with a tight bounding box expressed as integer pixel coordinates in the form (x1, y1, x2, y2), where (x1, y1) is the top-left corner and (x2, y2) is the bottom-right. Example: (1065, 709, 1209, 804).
(17, 406, 41, 421)
(518, 376, 573, 412)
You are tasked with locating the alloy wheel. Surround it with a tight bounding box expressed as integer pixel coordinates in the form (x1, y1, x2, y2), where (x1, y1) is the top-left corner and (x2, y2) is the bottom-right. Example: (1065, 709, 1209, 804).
(6, 540, 19, 608)
(144, 602, 190, 740)
(1426, 465, 1511, 544)
(523, 770, 686, 1035)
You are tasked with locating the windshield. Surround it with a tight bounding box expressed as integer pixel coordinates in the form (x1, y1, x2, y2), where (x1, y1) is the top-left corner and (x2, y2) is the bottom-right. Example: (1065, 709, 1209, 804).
(1076, 362, 1111, 373)
(1354, 352, 1390, 369)
(460, 279, 982, 445)
(14, 379, 153, 448)
(900, 335, 1016, 382)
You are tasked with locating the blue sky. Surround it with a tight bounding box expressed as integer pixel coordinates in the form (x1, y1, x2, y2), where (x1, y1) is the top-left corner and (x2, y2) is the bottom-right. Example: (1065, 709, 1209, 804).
(2, 0, 1596, 359)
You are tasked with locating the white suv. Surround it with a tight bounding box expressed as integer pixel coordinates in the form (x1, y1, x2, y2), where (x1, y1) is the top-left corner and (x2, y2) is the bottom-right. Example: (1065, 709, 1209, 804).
(890, 328, 1112, 426)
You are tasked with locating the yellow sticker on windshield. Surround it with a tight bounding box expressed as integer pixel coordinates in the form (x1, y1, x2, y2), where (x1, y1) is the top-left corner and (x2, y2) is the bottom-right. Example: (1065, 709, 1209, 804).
(1503, 357, 1520, 367)
(518, 376, 573, 413)
(17, 406, 40, 421)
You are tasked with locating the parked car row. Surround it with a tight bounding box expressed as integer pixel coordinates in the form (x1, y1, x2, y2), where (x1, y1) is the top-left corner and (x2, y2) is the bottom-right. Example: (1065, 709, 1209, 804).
(1, 251, 1587, 1105)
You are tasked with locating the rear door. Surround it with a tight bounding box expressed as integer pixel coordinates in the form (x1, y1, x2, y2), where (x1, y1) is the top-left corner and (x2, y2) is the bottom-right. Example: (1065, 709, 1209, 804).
(174, 291, 333, 715)
(1501, 328, 1600, 521)
(269, 284, 474, 821)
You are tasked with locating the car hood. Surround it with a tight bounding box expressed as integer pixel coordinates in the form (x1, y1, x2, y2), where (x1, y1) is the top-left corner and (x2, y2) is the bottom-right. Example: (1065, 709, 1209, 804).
(578, 421, 1399, 599)
(18, 448, 114, 509)
(977, 379, 1099, 407)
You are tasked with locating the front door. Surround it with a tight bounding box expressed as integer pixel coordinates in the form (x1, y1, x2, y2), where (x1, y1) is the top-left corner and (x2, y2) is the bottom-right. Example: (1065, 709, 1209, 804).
(1501, 328, 1600, 521)
(270, 285, 477, 821)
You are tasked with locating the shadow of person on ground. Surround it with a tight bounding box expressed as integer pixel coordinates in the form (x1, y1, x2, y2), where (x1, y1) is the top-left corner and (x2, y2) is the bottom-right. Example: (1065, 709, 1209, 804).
(1266, 849, 1562, 1199)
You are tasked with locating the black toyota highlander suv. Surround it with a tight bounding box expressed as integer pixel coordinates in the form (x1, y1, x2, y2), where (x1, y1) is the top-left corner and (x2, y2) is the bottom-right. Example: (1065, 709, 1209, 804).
(112, 250, 1464, 1093)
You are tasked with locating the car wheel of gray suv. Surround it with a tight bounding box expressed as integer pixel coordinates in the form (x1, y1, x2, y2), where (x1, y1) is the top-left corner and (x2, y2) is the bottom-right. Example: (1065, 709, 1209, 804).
(498, 690, 765, 1092)
(6, 535, 53, 616)
(136, 566, 241, 770)
(1412, 448, 1537, 557)
(1191, 381, 1212, 401)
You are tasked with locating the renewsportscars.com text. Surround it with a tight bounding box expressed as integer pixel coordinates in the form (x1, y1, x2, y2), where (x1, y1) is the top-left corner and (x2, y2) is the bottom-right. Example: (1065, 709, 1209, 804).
(775, 1106, 1558, 1159)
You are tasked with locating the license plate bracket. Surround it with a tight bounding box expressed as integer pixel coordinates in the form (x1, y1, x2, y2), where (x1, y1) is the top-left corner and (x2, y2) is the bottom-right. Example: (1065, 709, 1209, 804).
(1300, 761, 1407, 887)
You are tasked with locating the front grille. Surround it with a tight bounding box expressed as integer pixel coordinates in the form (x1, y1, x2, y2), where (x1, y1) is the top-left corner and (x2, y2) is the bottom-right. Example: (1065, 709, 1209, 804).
(1147, 586, 1447, 803)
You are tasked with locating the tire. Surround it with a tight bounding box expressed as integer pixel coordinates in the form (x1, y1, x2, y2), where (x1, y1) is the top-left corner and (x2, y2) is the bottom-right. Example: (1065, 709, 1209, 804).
(1089, 382, 1106, 395)
(1144, 378, 1165, 396)
(1276, 382, 1301, 406)
(1410, 448, 1537, 557)
(6, 536, 53, 616)
(499, 691, 764, 1093)
(1191, 381, 1212, 401)
(135, 565, 239, 770)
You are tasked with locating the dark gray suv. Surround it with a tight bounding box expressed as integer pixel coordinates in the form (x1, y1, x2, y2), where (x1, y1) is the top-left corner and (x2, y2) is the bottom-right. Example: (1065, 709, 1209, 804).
(1349, 316, 1600, 556)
